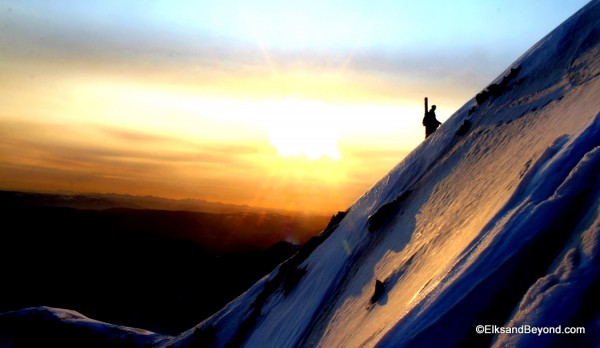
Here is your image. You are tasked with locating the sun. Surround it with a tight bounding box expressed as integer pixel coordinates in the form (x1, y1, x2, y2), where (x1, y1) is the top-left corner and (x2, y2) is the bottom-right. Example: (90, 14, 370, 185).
(259, 99, 342, 160)
(269, 127, 341, 160)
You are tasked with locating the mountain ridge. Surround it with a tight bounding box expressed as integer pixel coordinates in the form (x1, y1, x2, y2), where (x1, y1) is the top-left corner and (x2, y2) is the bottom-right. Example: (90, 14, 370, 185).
(0, 190, 302, 215)
(1, 1, 599, 347)
(169, 1, 600, 346)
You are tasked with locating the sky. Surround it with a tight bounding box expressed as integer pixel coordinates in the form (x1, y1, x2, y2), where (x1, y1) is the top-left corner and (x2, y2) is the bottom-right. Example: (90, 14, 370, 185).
(0, 0, 590, 214)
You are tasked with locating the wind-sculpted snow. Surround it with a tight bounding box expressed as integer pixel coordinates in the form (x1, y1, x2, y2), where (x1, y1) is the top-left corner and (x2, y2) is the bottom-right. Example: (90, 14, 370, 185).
(377, 114, 600, 347)
(158, 2, 600, 346)
(2, 1, 600, 347)
(493, 142, 600, 348)
(195, 1, 599, 347)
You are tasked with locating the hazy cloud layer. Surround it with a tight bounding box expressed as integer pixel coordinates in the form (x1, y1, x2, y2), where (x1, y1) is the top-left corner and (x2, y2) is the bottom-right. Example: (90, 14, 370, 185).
(0, 1, 589, 213)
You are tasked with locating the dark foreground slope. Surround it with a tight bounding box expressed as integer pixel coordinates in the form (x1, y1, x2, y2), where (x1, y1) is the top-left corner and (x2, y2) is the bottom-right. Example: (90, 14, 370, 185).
(0, 195, 327, 335)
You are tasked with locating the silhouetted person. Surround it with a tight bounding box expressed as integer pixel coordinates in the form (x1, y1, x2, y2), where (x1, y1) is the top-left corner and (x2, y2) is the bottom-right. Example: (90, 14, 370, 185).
(423, 105, 441, 138)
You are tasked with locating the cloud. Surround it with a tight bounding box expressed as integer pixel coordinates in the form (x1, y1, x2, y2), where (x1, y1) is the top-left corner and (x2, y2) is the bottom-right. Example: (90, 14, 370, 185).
(0, 120, 264, 197)
(0, 0, 494, 106)
(0, 116, 405, 213)
(100, 126, 177, 143)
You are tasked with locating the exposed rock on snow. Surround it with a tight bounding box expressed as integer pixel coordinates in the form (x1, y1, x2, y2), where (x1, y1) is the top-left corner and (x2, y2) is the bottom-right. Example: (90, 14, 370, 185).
(173, 2, 600, 347)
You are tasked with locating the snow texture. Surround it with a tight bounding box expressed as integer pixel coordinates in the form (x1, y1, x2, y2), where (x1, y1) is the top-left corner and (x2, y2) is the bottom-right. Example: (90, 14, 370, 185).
(2, 1, 600, 347)
(0, 306, 169, 347)
(167, 2, 600, 347)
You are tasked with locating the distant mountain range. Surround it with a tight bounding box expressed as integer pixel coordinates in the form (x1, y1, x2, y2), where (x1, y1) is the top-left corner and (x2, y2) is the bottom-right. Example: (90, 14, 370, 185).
(0, 190, 330, 251)
(0, 190, 330, 335)
(0, 190, 290, 214)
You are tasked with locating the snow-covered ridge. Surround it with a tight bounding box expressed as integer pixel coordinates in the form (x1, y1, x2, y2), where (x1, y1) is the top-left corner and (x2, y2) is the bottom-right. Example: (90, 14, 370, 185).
(0, 306, 169, 347)
(2, 1, 599, 347)
(165, 1, 599, 347)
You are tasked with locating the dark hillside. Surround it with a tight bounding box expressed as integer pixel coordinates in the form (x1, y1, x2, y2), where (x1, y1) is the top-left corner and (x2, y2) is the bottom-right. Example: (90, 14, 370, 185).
(0, 196, 324, 334)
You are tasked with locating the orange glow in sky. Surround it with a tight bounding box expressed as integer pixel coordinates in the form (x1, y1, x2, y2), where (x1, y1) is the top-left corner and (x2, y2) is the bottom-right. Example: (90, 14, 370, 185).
(0, 1, 587, 214)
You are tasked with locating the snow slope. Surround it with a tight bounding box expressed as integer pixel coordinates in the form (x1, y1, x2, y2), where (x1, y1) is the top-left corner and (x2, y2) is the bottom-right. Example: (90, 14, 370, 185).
(0, 306, 169, 347)
(166, 1, 600, 347)
(1, 1, 599, 347)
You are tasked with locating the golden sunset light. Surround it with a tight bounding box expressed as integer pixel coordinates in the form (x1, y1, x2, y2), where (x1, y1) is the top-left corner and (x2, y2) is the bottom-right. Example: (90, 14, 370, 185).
(0, 1, 587, 214)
